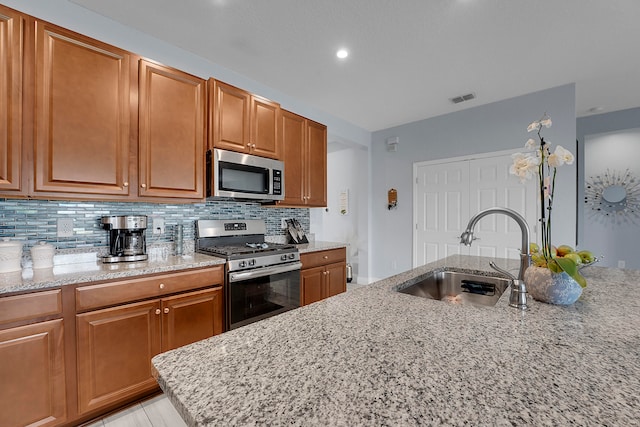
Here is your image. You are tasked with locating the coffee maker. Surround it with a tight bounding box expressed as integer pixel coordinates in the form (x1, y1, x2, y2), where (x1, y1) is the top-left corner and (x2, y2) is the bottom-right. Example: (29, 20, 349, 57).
(101, 215, 148, 263)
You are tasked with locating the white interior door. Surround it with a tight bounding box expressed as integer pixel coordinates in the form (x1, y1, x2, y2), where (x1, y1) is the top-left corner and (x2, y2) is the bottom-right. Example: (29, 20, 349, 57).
(413, 150, 537, 267)
(414, 160, 470, 266)
(468, 155, 538, 260)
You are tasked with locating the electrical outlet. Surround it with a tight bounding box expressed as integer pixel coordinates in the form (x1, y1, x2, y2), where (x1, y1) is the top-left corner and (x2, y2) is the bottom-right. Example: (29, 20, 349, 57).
(153, 217, 165, 235)
(281, 218, 287, 229)
(57, 218, 74, 237)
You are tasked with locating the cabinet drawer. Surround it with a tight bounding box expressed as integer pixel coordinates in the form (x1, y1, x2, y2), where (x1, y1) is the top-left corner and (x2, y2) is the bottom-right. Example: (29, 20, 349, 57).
(0, 290, 63, 326)
(76, 266, 224, 311)
(300, 247, 346, 270)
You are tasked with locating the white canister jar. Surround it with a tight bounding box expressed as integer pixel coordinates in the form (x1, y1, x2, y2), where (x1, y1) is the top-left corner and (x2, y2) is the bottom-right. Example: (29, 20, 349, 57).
(31, 241, 55, 269)
(0, 238, 23, 273)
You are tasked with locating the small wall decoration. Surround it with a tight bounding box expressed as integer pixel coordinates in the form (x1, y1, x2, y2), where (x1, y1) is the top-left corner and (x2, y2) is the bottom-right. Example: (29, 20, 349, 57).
(388, 188, 397, 210)
(339, 189, 349, 215)
(584, 168, 640, 224)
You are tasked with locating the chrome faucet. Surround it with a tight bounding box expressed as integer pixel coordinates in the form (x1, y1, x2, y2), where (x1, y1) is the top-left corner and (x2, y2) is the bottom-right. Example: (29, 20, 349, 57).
(460, 207, 530, 310)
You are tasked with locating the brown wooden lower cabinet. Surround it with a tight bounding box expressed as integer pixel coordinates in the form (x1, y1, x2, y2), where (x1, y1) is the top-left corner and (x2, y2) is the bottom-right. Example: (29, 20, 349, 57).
(300, 248, 347, 306)
(76, 286, 223, 415)
(0, 319, 67, 427)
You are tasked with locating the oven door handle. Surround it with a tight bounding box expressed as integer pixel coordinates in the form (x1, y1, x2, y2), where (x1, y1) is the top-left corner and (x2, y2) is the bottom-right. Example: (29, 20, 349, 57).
(228, 262, 302, 282)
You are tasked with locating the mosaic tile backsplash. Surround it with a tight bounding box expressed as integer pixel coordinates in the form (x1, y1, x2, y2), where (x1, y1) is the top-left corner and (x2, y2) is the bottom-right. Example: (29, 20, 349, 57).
(0, 198, 310, 252)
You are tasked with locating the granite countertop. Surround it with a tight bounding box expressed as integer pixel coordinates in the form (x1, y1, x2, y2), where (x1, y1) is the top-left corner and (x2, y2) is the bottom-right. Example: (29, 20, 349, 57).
(0, 246, 225, 296)
(152, 255, 640, 426)
(0, 240, 347, 296)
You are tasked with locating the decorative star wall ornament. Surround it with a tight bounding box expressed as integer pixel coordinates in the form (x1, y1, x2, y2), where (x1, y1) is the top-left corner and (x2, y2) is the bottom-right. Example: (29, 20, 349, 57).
(584, 168, 640, 225)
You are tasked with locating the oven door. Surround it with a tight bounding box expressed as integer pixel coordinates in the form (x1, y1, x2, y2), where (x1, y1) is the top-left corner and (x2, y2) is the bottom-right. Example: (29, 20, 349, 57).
(227, 262, 301, 330)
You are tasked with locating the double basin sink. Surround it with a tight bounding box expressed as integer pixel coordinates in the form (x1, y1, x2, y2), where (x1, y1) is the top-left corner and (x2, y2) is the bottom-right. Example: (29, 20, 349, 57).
(396, 270, 510, 307)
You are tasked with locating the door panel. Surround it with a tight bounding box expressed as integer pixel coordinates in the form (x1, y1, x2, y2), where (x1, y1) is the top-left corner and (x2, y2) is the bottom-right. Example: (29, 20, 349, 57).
(0, 319, 66, 427)
(468, 155, 537, 261)
(34, 22, 132, 195)
(414, 152, 537, 267)
(0, 7, 24, 193)
(414, 161, 470, 266)
(76, 300, 161, 414)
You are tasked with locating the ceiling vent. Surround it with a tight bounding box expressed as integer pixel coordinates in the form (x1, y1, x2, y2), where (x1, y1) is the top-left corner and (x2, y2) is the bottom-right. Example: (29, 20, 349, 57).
(449, 93, 476, 104)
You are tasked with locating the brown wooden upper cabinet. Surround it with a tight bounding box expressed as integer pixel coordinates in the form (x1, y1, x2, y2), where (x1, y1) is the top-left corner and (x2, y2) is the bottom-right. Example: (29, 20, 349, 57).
(209, 79, 282, 160)
(278, 110, 327, 207)
(34, 21, 135, 198)
(138, 60, 206, 199)
(0, 6, 25, 195)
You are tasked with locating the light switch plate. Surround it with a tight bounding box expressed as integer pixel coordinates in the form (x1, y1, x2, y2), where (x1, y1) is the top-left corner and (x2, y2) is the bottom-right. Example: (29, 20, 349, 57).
(153, 217, 165, 235)
(57, 218, 74, 237)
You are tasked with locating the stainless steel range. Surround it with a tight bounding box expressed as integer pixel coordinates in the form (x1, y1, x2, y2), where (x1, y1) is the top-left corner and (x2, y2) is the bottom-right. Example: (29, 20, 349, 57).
(196, 219, 301, 330)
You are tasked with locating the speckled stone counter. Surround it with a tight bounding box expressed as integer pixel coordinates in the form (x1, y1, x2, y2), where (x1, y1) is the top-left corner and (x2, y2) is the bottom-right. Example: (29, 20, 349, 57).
(152, 255, 640, 426)
(295, 240, 348, 253)
(0, 246, 225, 296)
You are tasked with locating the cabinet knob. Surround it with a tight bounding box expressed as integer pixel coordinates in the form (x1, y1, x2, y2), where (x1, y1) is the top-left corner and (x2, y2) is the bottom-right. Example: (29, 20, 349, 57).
(323, 256, 329, 259)
(155, 308, 161, 315)
(123, 182, 129, 187)
(141, 183, 147, 188)
(164, 307, 170, 314)
(159, 283, 165, 289)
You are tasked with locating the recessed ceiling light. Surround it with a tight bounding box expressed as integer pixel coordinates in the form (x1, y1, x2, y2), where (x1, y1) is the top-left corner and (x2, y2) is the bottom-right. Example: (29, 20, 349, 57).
(336, 49, 349, 59)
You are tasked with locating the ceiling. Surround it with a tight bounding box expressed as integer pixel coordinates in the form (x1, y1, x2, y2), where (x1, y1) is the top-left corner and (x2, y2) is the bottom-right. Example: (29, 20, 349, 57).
(70, 0, 640, 132)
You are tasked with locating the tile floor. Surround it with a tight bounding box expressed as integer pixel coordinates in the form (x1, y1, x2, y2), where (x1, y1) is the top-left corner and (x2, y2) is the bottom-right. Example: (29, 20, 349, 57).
(86, 394, 186, 427)
(91, 283, 368, 426)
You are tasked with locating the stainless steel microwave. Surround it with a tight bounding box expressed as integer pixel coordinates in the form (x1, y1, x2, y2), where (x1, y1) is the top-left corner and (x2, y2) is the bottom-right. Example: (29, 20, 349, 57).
(206, 148, 284, 201)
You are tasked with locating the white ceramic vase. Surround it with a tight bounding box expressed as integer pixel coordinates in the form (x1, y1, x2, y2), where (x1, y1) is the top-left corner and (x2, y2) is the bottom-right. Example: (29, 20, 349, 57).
(524, 266, 583, 305)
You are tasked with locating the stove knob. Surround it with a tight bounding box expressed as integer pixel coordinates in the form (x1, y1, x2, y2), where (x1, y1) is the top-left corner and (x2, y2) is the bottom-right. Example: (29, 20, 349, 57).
(239, 261, 246, 268)
(249, 259, 256, 266)
(281, 254, 288, 261)
(288, 253, 295, 260)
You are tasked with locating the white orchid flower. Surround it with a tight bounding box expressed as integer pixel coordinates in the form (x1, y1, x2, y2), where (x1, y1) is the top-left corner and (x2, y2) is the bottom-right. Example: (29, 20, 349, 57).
(540, 118, 552, 128)
(509, 153, 539, 182)
(555, 145, 574, 165)
(547, 151, 564, 168)
(525, 138, 536, 149)
(527, 121, 541, 132)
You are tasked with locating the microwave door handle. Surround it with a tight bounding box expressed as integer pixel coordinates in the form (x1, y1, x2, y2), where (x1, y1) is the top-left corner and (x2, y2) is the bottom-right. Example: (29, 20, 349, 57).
(228, 262, 302, 283)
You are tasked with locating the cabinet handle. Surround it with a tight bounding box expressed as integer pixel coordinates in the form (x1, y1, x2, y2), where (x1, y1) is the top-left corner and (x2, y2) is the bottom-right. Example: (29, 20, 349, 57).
(123, 182, 129, 187)
(164, 307, 170, 314)
(141, 183, 147, 188)
(155, 308, 161, 315)
(159, 283, 165, 289)
(323, 256, 329, 259)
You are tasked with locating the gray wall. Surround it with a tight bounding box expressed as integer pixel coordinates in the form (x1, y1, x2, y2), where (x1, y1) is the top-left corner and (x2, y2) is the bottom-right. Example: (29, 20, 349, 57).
(370, 84, 577, 280)
(577, 107, 640, 269)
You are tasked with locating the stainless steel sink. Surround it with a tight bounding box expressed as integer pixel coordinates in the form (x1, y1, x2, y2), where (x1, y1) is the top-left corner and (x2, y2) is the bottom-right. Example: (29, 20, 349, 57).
(396, 270, 510, 307)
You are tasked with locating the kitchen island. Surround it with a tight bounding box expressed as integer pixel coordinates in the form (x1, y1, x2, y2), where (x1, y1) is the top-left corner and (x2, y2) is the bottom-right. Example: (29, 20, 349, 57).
(151, 255, 640, 426)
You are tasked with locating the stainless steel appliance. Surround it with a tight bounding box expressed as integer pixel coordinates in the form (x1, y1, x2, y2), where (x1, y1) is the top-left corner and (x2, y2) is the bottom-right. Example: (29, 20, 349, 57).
(206, 148, 284, 202)
(196, 219, 300, 330)
(101, 215, 148, 263)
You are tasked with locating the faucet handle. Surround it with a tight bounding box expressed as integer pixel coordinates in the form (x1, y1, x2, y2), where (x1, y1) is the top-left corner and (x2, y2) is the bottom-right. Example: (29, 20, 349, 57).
(509, 279, 528, 310)
(489, 261, 516, 281)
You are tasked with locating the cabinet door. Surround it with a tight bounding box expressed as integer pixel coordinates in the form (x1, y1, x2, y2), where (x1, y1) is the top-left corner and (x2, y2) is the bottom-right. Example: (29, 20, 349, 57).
(76, 299, 161, 415)
(301, 266, 325, 306)
(161, 287, 224, 351)
(0, 319, 66, 427)
(0, 6, 24, 194)
(211, 79, 251, 153)
(251, 95, 281, 159)
(325, 262, 347, 298)
(138, 60, 205, 199)
(34, 22, 133, 196)
(279, 110, 306, 205)
(305, 120, 327, 206)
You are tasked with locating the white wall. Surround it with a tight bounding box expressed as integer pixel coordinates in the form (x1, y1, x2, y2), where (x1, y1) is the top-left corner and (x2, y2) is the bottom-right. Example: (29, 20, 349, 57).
(310, 141, 370, 283)
(582, 129, 640, 269)
(369, 84, 577, 281)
